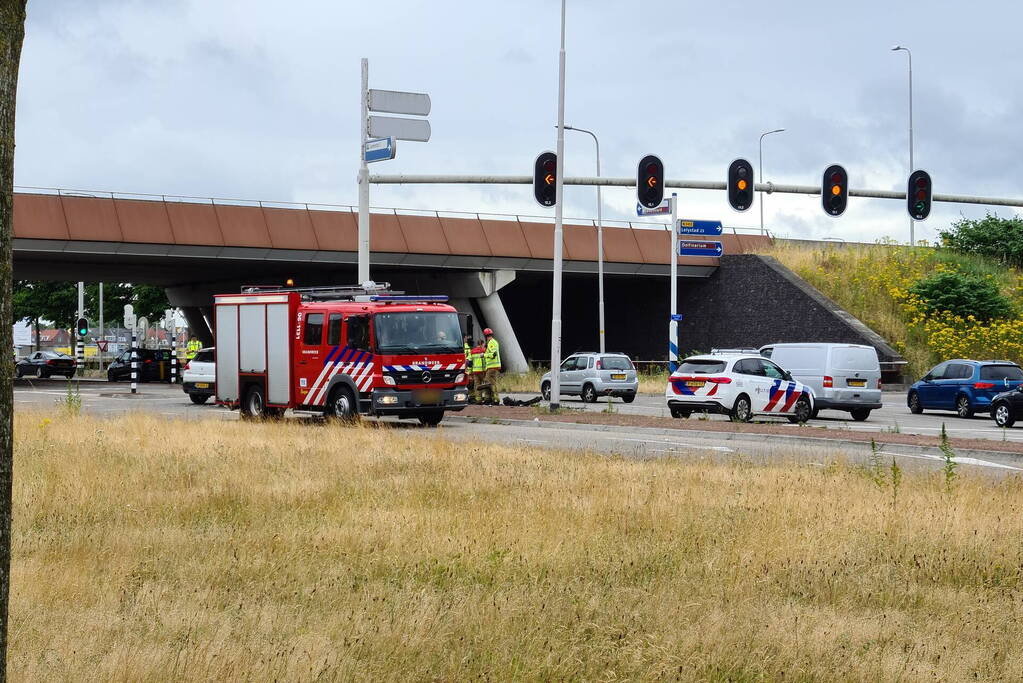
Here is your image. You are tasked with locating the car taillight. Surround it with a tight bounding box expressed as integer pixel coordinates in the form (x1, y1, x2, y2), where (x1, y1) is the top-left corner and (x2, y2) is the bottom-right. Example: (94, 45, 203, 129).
(975, 382, 996, 389)
(47, 359, 57, 365)
(596, 360, 602, 369)
(877, 378, 883, 390)
(184, 361, 191, 371)
(823, 376, 833, 388)
(707, 377, 732, 384)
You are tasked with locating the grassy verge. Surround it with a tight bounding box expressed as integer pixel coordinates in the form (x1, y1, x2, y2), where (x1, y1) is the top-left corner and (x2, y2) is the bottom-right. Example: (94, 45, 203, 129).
(499, 365, 669, 395)
(12, 411, 1023, 680)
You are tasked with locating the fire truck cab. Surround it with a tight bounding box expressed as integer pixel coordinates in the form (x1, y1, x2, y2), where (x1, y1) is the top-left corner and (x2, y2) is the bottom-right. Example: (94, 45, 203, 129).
(214, 283, 470, 426)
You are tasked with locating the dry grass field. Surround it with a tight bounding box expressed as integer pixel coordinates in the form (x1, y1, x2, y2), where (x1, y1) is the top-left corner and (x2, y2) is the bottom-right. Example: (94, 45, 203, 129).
(10, 410, 1023, 680)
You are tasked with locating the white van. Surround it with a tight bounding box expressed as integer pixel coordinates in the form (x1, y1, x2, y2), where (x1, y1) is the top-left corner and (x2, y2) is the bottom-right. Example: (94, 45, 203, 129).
(759, 343, 882, 421)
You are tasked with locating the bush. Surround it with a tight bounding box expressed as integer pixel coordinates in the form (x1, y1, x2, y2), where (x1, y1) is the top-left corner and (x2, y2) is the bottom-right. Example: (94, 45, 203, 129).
(939, 213, 1023, 267)
(908, 271, 1014, 321)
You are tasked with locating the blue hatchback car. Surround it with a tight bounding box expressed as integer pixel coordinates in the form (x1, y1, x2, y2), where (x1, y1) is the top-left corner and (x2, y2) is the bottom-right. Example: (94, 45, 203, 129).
(908, 359, 1023, 417)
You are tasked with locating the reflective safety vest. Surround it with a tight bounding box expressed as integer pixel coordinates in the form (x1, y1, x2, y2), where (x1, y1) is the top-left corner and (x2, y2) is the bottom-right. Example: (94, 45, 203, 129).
(186, 339, 202, 358)
(464, 342, 472, 366)
(471, 346, 485, 373)
(485, 337, 501, 370)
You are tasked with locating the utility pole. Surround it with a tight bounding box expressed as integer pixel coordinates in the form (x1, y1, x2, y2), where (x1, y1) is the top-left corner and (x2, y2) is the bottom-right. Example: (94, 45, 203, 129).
(669, 193, 678, 372)
(564, 125, 604, 352)
(76, 281, 84, 376)
(549, 0, 567, 411)
(892, 45, 915, 245)
(98, 283, 104, 372)
(357, 57, 370, 283)
(758, 128, 785, 235)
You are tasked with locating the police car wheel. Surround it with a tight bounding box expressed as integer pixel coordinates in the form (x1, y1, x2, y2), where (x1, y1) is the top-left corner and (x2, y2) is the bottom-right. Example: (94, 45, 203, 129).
(788, 396, 812, 424)
(669, 406, 691, 419)
(541, 382, 551, 401)
(730, 395, 753, 423)
(327, 386, 357, 422)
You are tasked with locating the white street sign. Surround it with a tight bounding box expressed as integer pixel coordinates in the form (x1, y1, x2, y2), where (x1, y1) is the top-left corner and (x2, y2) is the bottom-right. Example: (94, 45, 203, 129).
(12, 322, 31, 346)
(123, 304, 134, 329)
(368, 89, 431, 116)
(137, 316, 149, 334)
(368, 115, 431, 142)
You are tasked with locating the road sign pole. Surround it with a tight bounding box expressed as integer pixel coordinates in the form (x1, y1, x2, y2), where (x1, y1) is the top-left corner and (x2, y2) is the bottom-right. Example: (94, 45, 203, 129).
(669, 193, 678, 373)
(549, 0, 566, 412)
(98, 283, 104, 372)
(358, 57, 370, 284)
(130, 329, 137, 395)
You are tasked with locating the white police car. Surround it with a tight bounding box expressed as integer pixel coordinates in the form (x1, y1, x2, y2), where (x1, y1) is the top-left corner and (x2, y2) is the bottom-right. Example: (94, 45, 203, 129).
(665, 353, 815, 423)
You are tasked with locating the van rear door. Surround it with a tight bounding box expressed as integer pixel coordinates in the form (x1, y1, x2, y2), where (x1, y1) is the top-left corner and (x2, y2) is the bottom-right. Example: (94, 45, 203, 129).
(829, 345, 881, 403)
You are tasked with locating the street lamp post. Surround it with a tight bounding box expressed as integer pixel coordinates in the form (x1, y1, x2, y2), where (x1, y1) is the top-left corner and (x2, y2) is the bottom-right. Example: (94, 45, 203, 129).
(758, 128, 785, 235)
(892, 44, 914, 245)
(564, 125, 604, 353)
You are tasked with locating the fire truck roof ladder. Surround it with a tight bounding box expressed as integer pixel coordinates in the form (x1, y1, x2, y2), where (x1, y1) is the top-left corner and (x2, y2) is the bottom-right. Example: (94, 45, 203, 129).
(240, 282, 400, 301)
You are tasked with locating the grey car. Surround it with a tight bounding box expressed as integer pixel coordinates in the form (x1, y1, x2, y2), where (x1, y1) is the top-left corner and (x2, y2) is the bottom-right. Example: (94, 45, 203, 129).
(540, 352, 639, 403)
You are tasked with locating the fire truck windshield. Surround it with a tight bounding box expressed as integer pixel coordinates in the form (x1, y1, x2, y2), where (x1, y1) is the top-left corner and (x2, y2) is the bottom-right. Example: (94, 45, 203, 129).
(374, 312, 463, 355)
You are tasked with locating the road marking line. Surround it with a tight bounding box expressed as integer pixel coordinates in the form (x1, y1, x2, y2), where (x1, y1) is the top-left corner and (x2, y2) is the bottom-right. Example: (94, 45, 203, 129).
(878, 450, 1022, 471)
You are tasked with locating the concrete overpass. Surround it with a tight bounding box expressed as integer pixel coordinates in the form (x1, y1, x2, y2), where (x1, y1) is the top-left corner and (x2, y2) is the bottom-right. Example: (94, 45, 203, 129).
(13, 189, 772, 368)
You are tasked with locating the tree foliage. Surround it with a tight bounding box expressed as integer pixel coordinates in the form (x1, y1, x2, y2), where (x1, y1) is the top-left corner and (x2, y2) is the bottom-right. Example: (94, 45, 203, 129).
(938, 213, 1023, 267)
(12, 281, 170, 328)
(908, 271, 1014, 321)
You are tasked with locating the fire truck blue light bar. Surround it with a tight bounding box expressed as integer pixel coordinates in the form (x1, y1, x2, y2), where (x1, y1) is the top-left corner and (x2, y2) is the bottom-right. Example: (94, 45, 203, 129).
(369, 295, 449, 302)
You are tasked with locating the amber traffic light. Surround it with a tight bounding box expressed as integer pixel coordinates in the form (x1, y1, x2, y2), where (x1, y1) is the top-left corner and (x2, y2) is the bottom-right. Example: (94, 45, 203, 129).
(727, 158, 754, 212)
(822, 164, 848, 217)
(533, 151, 558, 207)
(636, 155, 664, 209)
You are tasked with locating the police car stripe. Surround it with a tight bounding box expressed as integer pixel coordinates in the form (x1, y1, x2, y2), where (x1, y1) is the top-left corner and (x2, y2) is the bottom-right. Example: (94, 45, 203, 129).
(780, 383, 800, 412)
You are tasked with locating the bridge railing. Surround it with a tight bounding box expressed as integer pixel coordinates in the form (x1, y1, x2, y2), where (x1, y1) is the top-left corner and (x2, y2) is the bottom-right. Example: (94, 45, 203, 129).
(13, 184, 770, 237)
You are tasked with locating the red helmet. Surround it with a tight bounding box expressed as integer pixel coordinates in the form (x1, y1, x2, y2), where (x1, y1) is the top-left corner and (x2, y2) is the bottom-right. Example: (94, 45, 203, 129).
(483, 328, 493, 336)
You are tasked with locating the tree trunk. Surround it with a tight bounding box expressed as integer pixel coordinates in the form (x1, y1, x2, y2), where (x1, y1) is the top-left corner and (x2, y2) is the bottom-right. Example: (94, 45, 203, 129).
(0, 2, 27, 680)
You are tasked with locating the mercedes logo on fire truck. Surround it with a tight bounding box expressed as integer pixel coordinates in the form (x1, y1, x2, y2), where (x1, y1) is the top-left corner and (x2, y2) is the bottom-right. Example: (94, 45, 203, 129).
(421, 371, 432, 384)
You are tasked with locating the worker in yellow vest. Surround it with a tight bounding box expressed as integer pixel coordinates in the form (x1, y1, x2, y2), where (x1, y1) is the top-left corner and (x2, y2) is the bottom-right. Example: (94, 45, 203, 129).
(483, 327, 501, 405)
(186, 336, 202, 360)
(471, 341, 486, 403)
(463, 334, 475, 399)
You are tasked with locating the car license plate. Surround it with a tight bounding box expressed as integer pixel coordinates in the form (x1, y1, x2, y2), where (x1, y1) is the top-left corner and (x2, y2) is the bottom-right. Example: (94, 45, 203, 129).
(195, 383, 209, 389)
(847, 379, 866, 387)
(415, 389, 442, 405)
(611, 373, 626, 380)
(685, 380, 705, 388)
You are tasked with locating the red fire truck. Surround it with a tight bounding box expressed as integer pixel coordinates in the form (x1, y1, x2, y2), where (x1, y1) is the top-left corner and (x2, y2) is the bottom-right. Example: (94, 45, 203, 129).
(214, 283, 470, 425)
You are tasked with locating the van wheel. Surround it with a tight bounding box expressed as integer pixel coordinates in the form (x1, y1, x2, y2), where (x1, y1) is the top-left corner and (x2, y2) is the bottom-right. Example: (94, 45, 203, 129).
(994, 403, 1016, 428)
(189, 394, 210, 405)
(326, 386, 358, 422)
(955, 394, 974, 418)
(849, 408, 871, 422)
(582, 384, 597, 403)
(417, 410, 444, 427)
(730, 395, 753, 423)
(788, 396, 812, 423)
(241, 385, 266, 420)
(540, 381, 551, 401)
(908, 391, 923, 414)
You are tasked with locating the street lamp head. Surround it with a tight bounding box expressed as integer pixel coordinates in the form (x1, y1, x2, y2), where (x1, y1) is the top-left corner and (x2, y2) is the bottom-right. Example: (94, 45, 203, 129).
(892, 44, 905, 51)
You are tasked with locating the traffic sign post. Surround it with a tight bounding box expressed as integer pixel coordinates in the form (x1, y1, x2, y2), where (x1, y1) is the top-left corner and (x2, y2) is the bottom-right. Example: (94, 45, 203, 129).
(358, 60, 433, 283)
(677, 219, 723, 236)
(363, 136, 396, 163)
(636, 198, 670, 216)
(669, 193, 678, 373)
(678, 240, 724, 257)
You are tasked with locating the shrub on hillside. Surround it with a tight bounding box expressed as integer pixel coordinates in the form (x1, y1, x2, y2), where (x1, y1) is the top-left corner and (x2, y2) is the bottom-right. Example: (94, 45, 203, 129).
(908, 271, 1014, 321)
(939, 213, 1023, 267)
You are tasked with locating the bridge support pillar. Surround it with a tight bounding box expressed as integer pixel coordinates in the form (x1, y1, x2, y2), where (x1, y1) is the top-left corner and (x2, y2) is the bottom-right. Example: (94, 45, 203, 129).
(180, 306, 214, 347)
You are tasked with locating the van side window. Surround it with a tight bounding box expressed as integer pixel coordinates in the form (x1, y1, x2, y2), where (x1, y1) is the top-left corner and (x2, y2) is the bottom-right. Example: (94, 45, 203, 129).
(347, 316, 370, 352)
(303, 313, 324, 345)
(327, 313, 343, 346)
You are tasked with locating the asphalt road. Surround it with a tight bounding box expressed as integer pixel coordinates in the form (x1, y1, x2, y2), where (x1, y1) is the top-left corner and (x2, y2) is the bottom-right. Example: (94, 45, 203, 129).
(14, 378, 1023, 476)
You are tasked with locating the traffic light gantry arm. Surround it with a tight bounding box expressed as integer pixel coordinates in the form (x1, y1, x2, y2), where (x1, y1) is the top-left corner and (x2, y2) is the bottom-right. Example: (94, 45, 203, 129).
(367, 173, 1023, 209)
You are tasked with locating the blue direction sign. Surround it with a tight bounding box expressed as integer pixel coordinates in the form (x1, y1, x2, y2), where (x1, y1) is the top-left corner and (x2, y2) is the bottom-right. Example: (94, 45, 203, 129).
(636, 199, 670, 216)
(364, 136, 396, 163)
(677, 219, 723, 236)
(678, 240, 724, 257)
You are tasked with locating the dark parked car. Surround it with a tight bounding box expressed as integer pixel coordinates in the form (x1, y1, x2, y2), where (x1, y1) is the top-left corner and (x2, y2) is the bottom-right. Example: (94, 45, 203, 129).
(106, 348, 173, 382)
(990, 388, 1023, 428)
(908, 359, 1023, 417)
(15, 351, 76, 379)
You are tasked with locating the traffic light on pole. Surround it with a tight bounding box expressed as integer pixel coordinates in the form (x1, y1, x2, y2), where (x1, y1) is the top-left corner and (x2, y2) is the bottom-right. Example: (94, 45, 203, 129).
(76, 317, 89, 338)
(727, 158, 754, 211)
(907, 170, 932, 220)
(821, 164, 848, 217)
(636, 155, 664, 209)
(533, 151, 558, 207)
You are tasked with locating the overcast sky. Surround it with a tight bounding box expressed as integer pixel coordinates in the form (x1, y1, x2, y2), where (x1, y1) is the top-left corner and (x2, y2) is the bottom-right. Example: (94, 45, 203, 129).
(14, 0, 1023, 244)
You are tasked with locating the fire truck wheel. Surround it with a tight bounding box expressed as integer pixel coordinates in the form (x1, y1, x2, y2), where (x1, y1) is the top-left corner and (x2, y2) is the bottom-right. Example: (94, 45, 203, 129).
(417, 410, 444, 427)
(241, 385, 266, 420)
(326, 386, 358, 422)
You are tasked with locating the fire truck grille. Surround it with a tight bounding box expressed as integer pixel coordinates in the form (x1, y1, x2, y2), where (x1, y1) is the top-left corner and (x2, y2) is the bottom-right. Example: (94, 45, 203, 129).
(386, 369, 460, 385)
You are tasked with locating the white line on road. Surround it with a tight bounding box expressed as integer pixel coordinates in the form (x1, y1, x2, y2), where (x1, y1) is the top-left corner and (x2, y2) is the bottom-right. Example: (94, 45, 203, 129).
(878, 450, 1022, 471)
